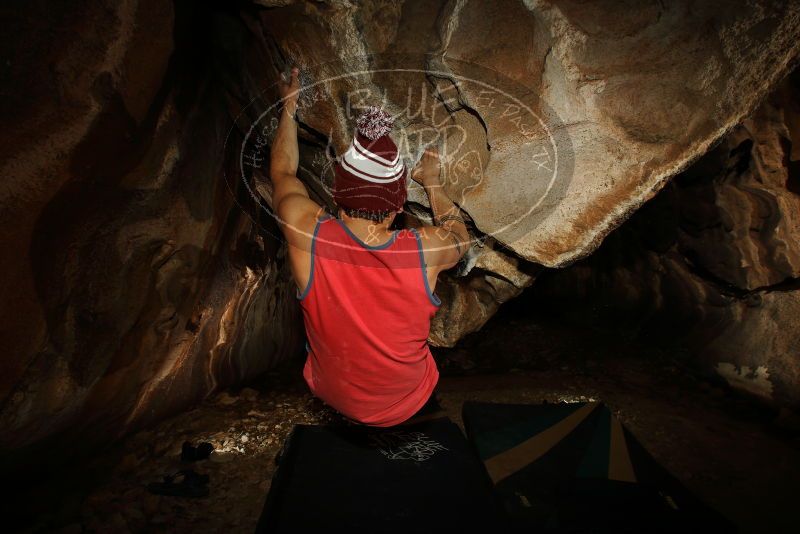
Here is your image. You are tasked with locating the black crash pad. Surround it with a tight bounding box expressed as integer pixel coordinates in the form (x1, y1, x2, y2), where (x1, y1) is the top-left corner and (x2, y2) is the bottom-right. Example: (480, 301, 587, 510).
(462, 401, 734, 533)
(256, 417, 501, 533)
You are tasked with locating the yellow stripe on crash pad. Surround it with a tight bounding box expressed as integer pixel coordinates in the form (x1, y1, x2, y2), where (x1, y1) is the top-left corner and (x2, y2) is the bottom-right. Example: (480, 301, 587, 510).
(608, 415, 637, 482)
(484, 402, 599, 484)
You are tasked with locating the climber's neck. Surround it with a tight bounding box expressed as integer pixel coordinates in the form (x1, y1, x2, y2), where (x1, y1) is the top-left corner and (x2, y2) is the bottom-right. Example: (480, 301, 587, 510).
(338, 209, 397, 245)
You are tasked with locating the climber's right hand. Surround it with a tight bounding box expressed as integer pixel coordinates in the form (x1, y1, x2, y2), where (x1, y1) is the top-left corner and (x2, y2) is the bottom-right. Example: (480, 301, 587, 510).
(411, 147, 442, 188)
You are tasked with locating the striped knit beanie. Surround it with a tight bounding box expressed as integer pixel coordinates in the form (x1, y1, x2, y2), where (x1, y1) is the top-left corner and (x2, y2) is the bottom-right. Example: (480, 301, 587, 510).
(333, 107, 407, 213)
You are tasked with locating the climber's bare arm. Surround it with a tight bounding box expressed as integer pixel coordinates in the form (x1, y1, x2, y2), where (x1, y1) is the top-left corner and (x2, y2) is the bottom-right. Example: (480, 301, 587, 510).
(270, 67, 321, 238)
(412, 148, 471, 274)
(270, 67, 323, 289)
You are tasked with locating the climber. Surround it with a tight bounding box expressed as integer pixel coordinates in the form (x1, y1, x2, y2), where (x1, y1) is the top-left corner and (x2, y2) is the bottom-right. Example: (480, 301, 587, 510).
(267, 67, 470, 427)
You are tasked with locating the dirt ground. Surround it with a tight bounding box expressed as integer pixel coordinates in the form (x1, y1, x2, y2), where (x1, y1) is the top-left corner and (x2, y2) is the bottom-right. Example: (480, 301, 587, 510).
(15, 311, 800, 533)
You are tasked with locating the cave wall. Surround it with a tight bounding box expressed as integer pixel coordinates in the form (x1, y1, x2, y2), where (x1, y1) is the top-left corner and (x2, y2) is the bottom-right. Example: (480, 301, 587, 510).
(240, 0, 800, 345)
(0, 1, 304, 471)
(2, 0, 800, 470)
(533, 69, 800, 408)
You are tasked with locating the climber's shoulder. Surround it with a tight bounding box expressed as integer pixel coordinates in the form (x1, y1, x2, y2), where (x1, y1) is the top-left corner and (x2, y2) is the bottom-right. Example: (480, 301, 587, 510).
(276, 194, 323, 294)
(274, 188, 323, 248)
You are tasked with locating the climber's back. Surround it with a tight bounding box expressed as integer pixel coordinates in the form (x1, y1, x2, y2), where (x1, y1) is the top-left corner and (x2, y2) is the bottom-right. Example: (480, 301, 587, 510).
(298, 215, 440, 427)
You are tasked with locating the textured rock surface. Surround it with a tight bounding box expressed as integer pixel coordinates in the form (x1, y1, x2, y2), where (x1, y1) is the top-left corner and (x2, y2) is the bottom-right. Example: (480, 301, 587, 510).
(229, 0, 800, 346)
(246, 0, 800, 267)
(0, 1, 304, 471)
(3, 0, 800, 473)
(533, 69, 800, 407)
(676, 76, 800, 290)
(429, 240, 539, 347)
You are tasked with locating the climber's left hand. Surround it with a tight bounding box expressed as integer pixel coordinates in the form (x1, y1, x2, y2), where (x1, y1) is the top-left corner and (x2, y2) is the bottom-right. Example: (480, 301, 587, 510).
(278, 67, 300, 114)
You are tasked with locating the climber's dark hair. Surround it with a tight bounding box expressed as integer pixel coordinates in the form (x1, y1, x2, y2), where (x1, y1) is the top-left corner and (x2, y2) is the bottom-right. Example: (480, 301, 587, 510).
(340, 206, 393, 223)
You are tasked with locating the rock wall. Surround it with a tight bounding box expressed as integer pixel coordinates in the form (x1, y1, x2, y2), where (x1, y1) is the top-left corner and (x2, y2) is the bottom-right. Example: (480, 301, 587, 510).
(533, 68, 800, 408)
(0, 1, 304, 472)
(251, 0, 800, 263)
(2, 0, 800, 471)
(238, 0, 800, 345)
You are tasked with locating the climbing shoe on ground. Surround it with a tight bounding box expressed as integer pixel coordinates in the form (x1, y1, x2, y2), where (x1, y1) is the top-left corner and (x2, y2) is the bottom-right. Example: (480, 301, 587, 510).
(181, 441, 214, 463)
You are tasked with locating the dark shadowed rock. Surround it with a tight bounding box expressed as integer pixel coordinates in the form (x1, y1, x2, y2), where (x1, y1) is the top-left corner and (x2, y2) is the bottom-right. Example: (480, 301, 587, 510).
(0, 1, 303, 472)
(532, 70, 800, 408)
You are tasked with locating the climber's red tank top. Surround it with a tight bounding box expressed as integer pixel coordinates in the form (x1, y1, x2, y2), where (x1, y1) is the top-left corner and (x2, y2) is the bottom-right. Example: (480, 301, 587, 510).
(298, 215, 441, 427)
